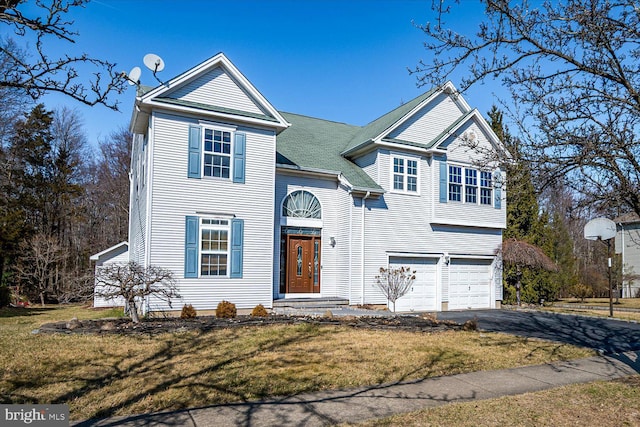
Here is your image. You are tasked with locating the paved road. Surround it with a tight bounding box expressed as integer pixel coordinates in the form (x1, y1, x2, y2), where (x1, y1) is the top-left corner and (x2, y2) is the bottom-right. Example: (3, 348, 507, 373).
(437, 309, 640, 355)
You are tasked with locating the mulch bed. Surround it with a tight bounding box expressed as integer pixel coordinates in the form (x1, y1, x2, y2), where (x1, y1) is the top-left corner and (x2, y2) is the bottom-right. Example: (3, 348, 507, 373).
(36, 314, 474, 335)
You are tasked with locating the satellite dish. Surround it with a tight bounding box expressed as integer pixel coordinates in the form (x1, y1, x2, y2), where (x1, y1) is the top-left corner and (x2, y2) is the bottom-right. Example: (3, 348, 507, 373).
(127, 66, 141, 86)
(143, 53, 165, 73)
(584, 217, 616, 241)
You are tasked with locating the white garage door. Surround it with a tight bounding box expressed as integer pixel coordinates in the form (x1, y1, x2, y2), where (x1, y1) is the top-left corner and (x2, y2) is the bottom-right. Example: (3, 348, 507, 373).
(389, 257, 438, 312)
(449, 259, 492, 310)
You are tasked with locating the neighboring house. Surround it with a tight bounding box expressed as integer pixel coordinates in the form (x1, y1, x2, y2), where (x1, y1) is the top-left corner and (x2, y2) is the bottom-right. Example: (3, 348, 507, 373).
(120, 52, 506, 314)
(616, 214, 640, 298)
(90, 241, 128, 307)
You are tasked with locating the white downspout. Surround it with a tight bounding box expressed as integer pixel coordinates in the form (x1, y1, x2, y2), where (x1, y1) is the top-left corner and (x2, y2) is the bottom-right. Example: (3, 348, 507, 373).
(619, 222, 626, 297)
(361, 191, 370, 305)
(348, 192, 353, 304)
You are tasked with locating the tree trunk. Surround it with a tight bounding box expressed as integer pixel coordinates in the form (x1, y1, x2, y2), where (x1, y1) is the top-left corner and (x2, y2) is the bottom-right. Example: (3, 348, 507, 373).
(39, 292, 45, 308)
(129, 299, 140, 323)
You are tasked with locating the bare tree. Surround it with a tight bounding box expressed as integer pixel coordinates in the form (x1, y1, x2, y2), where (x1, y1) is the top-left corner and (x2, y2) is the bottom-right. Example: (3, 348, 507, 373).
(497, 238, 558, 306)
(15, 232, 64, 306)
(413, 0, 640, 216)
(0, 0, 126, 110)
(374, 266, 416, 313)
(94, 262, 180, 323)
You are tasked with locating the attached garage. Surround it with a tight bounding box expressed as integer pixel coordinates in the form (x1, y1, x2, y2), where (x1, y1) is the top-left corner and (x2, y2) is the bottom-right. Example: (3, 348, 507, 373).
(448, 259, 493, 310)
(389, 257, 438, 312)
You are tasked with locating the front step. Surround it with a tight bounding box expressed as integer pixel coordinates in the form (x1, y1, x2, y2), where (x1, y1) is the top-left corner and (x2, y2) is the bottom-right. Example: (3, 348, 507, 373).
(272, 298, 350, 309)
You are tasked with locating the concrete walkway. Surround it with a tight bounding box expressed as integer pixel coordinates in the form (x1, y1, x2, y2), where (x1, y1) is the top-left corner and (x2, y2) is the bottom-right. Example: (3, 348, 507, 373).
(73, 351, 640, 427)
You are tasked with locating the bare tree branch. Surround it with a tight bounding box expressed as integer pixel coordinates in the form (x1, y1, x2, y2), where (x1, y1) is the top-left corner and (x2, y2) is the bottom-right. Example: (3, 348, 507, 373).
(0, 0, 126, 110)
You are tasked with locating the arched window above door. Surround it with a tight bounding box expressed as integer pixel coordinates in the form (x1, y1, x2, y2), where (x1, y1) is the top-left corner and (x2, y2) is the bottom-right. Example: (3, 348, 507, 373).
(282, 190, 321, 219)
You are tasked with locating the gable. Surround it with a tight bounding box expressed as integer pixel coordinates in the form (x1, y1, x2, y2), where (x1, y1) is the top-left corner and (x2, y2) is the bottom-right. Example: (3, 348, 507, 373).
(166, 66, 267, 117)
(442, 118, 499, 164)
(131, 54, 289, 134)
(387, 91, 467, 146)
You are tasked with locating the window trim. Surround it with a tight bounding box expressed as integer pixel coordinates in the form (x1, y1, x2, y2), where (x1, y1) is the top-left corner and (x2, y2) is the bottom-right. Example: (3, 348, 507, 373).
(198, 120, 238, 181)
(202, 127, 233, 180)
(199, 217, 231, 277)
(390, 154, 420, 195)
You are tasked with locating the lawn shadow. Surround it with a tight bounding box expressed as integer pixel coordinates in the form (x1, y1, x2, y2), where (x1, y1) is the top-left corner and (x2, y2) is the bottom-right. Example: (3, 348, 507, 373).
(0, 306, 58, 319)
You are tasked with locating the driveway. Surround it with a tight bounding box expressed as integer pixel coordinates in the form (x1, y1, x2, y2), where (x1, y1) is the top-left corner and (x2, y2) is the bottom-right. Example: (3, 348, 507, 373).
(437, 309, 640, 355)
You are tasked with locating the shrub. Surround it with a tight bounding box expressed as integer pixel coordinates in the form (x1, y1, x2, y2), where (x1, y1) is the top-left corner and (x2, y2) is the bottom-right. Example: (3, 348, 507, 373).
(180, 304, 197, 319)
(570, 283, 593, 302)
(462, 318, 478, 331)
(216, 300, 237, 318)
(250, 304, 269, 317)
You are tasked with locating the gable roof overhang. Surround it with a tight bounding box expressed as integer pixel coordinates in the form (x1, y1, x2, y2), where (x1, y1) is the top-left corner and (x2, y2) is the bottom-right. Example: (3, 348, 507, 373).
(90, 241, 129, 262)
(429, 109, 503, 152)
(341, 81, 471, 158)
(276, 163, 384, 198)
(130, 53, 290, 134)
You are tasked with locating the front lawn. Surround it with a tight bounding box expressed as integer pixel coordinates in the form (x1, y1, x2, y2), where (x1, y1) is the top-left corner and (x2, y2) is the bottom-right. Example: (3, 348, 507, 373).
(350, 376, 640, 427)
(0, 305, 594, 421)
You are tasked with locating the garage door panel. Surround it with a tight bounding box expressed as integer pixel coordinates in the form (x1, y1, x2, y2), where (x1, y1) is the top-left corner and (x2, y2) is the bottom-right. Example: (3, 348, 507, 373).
(449, 259, 492, 310)
(389, 257, 438, 312)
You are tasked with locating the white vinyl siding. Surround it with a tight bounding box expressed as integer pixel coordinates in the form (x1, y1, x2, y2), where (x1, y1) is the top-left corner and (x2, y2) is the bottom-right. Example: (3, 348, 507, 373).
(389, 92, 466, 145)
(147, 111, 275, 311)
(168, 66, 266, 116)
(129, 133, 149, 266)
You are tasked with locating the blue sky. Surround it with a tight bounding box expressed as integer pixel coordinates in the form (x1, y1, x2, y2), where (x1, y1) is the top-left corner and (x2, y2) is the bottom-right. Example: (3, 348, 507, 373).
(32, 0, 501, 145)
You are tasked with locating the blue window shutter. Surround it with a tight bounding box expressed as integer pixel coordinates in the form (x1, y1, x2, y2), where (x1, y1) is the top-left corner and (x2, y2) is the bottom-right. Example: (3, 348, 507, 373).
(233, 132, 246, 184)
(230, 218, 244, 278)
(439, 160, 447, 203)
(185, 216, 199, 278)
(188, 125, 201, 179)
(495, 186, 502, 209)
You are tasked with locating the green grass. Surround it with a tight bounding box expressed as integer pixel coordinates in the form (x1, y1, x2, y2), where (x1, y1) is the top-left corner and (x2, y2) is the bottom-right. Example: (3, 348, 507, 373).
(0, 305, 594, 421)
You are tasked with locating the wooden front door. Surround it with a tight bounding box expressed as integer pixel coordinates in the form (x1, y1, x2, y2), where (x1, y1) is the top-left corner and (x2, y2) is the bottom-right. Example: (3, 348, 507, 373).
(286, 235, 320, 293)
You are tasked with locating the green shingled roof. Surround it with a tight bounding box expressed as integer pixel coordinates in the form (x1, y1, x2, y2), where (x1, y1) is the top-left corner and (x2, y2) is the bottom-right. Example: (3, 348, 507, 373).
(341, 88, 438, 155)
(276, 112, 383, 192)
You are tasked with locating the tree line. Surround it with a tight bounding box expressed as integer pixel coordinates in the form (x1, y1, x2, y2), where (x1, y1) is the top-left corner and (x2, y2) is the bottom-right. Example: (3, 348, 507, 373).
(0, 101, 130, 305)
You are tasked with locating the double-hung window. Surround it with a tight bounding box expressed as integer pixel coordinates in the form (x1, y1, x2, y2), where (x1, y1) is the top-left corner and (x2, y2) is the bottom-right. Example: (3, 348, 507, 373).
(391, 155, 419, 194)
(480, 171, 493, 205)
(200, 219, 229, 276)
(448, 165, 462, 202)
(203, 129, 231, 178)
(465, 169, 477, 203)
(448, 164, 494, 206)
(188, 124, 245, 183)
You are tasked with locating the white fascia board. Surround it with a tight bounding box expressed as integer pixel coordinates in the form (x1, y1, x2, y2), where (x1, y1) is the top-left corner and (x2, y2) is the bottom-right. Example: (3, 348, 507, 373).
(449, 254, 496, 260)
(144, 100, 286, 130)
(376, 140, 430, 155)
(386, 251, 442, 259)
(431, 109, 504, 153)
(90, 241, 129, 261)
(276, 163, 342, 179)
(442, 81, 472, 113)
(431, 217, 507, 229)
(371, 81, 470, 145)
(138, 53, 290, 130)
